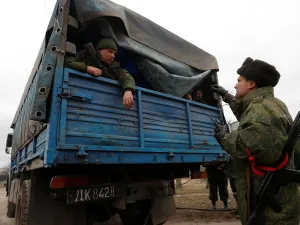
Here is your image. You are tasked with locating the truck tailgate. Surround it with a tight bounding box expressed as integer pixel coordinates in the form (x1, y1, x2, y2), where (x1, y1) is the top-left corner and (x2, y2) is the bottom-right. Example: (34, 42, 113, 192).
(55, 69, 225, 164)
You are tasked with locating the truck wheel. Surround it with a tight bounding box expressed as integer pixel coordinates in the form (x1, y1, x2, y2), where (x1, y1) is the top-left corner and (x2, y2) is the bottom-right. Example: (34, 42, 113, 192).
(15, 180, 31, 225)
(7, 201, 16, 218)
(119, 200, 166, 225)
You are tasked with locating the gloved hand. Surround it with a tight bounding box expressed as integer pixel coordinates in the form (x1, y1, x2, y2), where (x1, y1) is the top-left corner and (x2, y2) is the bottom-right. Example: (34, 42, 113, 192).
(214, 131, 225, 145)
(214, 124, 227, 145)
(210, 84, 228, 97)
(215, 123, 229, 133)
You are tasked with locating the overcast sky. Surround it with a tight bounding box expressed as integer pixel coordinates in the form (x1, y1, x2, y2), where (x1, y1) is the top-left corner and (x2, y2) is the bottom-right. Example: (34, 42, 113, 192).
(0, 0, 299, 167)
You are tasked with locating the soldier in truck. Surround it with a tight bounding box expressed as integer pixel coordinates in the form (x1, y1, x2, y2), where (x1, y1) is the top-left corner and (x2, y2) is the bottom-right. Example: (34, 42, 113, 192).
(65, 38, 136, 109)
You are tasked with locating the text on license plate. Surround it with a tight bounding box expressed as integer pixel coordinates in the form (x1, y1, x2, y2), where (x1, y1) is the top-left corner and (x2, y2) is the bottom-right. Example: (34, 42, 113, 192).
(67, 185, 123, 203)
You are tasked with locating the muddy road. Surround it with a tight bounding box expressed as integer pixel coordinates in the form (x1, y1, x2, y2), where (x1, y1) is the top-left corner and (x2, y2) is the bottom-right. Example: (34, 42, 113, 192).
(0, 188, 13, 225)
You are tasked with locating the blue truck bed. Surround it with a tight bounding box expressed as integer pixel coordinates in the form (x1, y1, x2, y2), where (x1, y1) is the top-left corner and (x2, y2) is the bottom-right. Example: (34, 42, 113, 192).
(12, 68, 226, 169)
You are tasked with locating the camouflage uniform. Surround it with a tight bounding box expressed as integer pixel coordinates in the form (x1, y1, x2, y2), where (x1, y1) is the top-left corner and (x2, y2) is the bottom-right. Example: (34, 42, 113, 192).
(222, 87, 300, 225)
(64, 51, 136, 93)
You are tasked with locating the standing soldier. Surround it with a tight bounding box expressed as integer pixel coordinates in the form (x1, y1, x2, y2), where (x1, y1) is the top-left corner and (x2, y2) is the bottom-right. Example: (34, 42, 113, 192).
(211, 57, 300, 225)
(203, 162, 229, 209)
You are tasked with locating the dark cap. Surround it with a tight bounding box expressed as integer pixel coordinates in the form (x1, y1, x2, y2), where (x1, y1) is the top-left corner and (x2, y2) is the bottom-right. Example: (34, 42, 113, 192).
(96, 38, 118, 53)
(237, 57, 280, 87)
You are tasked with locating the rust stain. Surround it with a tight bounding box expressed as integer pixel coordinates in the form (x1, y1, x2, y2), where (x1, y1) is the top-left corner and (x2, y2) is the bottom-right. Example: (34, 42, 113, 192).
(202, 138, 208, 145)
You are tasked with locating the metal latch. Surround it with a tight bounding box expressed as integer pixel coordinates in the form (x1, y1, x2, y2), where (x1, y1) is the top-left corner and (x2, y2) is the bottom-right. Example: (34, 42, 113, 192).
(167, 152, 175, 160)
(60, 88, 93, 101)
(77, 145, 88, 157)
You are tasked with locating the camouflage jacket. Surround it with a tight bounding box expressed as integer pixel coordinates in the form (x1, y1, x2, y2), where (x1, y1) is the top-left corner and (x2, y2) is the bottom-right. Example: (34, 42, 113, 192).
(64, 51, 136, 93)
(222, 86, 300, 225)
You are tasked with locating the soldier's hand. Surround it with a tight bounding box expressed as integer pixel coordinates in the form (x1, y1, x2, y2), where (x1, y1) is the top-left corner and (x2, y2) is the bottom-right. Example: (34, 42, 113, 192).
(210, 84, 228, 97)
(87, 66, 102, 76)
(123, 91, 134, 109)
(215, 123, 229, 133)
(214, 124, 227, 145)
(214, 131, 226, 145)
(184, 94, 193, 100)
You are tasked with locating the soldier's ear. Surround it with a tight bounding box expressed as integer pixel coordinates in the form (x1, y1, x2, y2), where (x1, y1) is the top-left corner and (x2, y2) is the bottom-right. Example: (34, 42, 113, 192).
(247, 80, 257, 90)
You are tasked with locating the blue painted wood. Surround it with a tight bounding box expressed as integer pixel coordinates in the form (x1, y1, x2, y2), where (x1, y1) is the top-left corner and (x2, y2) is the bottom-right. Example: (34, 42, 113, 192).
(138, 90, 145, 147)
(186, 102, 194, 148)
(11, 68, 227, 168)
(54, 151, 227, 165)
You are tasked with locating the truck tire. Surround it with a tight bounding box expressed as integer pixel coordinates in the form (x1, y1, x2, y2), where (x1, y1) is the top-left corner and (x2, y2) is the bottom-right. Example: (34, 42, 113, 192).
(15, 180, 31, 225)
(119, 200, 166, 225)
(6, 201, 16, 218)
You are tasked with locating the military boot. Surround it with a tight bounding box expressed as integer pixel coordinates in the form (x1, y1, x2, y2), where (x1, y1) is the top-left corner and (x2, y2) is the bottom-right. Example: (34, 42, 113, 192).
(211, 200, 216, 209)
(223, 199, 228, 209)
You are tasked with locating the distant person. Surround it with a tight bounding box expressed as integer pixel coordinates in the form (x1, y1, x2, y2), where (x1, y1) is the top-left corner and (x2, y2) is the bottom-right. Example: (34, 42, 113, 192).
(203, 162, 229, 209)
(192, 89, 207, 104)
(184, 89, 206, 104)
(65, 38, 136, 109)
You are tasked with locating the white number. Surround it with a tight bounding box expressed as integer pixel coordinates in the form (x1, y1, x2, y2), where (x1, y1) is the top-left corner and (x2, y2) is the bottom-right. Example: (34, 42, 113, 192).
(92, 188, 98, 199)
(73, 186, 116, 202)
(104, 187, 109, 198)
(75, 189, 84, 202)
(99, 188, 104, 198)
(110, 186, 115, 197)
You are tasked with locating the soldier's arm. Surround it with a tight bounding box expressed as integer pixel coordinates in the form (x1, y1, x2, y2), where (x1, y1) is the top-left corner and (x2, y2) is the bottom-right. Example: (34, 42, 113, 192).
(64, 56, 88, 73)
(223, 93, 235, 103)
(114, 67, 136, 94)
(223, 93, 242, 121)
(222, 120, 285, 164)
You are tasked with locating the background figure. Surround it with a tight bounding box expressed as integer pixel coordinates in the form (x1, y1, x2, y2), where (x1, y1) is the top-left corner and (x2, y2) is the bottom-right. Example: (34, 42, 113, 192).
(192, 89, 206, 104)
(184, 89, 207, 104)
(204, 162, 229, 209)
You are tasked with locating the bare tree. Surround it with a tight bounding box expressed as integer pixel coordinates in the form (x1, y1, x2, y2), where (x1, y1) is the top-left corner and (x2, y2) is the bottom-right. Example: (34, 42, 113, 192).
(0, 165, 10, 176)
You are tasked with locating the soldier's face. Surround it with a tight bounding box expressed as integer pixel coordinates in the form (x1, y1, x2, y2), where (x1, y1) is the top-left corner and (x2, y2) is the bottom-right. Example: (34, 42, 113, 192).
(234, 76, 256, 99)
(193, 91, 203, 100)
(99, 48, 116, 64)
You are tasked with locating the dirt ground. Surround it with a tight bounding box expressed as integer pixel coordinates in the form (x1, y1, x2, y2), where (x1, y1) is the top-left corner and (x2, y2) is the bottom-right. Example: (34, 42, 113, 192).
(0, 178, 241, 225)
(171, 178, 239, 224)
(0, 188, 13, 225)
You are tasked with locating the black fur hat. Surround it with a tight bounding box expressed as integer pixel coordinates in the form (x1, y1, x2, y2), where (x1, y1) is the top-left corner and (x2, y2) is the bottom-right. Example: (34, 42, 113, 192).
(237, 57, 280, 87)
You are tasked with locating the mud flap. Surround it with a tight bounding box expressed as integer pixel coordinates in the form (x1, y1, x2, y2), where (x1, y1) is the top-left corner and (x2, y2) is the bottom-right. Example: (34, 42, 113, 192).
(8, 178, 20, 205)
(112, 195, 126, 210)
(151, 196, 176, 225)
(27, 170, 86, 225)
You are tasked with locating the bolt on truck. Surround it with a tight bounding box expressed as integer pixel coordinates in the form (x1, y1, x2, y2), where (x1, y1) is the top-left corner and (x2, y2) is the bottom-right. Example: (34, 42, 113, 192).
(4, 0, 228, 224)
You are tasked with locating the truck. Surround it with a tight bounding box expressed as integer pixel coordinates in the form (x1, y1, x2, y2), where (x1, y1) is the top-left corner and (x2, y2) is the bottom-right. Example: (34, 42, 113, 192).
(4, 0, 228, 224)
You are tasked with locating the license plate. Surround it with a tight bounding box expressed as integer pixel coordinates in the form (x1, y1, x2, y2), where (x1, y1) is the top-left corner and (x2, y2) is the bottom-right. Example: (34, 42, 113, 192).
(67, 185, 124, 203)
